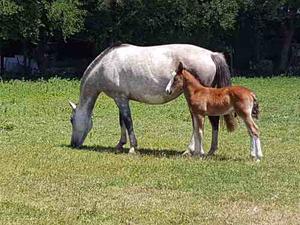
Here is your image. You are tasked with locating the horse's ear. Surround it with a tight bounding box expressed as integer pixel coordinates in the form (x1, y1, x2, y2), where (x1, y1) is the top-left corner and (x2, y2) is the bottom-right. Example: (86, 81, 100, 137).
(68, 100, 77, 111)
(177, 62, 184, 73)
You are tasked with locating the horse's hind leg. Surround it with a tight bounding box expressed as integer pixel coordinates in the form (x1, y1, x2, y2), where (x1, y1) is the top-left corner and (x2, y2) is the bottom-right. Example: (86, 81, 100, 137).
(114, 98, 137, 154)
(115, 111, 127, 152)
(207, 116, 219, 156)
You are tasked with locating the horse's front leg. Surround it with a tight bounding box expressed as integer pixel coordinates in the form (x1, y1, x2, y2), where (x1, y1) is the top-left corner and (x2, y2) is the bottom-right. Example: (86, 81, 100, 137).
(207, 116, 219, 156)
(115, 97, 137, 154)
(115, 111, 127, 152)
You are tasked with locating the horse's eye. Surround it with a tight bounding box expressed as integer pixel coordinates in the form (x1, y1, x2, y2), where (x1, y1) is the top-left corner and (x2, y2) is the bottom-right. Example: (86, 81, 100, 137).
(70, 117, 73, 123)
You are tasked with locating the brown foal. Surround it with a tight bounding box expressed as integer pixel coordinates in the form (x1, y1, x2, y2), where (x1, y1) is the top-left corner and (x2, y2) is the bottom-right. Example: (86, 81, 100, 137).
(165, 62, 262, 160)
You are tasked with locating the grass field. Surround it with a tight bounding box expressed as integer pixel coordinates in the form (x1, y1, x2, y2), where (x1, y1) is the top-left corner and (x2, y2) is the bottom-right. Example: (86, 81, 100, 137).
(0, 77, 299, 224)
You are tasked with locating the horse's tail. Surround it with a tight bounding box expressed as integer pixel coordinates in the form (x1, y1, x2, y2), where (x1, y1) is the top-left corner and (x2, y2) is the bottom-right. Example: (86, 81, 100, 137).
(211, 53, 237, 132)
(251, 93, 260, 119)
(211, 53, 231, 88)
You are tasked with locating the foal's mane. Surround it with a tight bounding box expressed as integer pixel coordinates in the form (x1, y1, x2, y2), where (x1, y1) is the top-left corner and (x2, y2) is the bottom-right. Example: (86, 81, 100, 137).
(182, 68, 205, 86)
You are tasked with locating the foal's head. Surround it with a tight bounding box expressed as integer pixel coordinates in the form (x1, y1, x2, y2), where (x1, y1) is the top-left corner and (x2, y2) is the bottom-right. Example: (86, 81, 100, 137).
(165, 62, 184, 95)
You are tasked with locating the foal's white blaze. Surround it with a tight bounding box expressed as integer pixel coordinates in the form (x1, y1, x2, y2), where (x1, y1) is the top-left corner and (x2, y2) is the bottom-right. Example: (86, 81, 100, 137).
(165, 71, 177, 94)
(69, 100, 77, 110)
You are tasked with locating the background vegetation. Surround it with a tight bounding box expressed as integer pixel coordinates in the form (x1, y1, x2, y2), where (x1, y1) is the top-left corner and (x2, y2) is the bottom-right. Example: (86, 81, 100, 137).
(1, 0, 300, 76)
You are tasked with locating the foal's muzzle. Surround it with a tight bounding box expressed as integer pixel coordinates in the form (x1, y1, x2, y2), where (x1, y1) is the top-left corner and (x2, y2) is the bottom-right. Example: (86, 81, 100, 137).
(165, 84, 173, 95)
(166, 89, 172, 95)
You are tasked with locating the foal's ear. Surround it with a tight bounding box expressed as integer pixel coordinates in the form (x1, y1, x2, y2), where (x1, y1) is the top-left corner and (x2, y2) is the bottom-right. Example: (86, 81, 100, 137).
(177, 62, 184, 73)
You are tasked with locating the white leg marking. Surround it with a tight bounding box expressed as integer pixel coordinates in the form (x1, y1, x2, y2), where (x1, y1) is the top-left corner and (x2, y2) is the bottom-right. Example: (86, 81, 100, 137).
(183, 115, 197, 156)
(193, 116, 205, 157)
(129, 147, 136, 154)
(188, 134, 195, 152)
(198, 129, 205, 156)
(250, 136, 256, 158)
(255, 137, 263, 159)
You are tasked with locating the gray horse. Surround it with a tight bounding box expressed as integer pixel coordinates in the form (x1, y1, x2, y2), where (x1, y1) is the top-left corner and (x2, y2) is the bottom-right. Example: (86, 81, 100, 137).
(69, 43, 233, 156)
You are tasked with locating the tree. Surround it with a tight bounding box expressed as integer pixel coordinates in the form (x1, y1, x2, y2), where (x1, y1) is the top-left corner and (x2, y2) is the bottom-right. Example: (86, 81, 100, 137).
(0, 0, 86, 73)
(83, 0, 243, 50)
(239, 0, 300, 73)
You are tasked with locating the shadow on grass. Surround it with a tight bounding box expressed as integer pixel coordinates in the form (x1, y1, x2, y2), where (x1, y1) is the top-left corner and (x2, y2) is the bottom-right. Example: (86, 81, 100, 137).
(60, 144, 183, 158)
(60, 144, 245, 161)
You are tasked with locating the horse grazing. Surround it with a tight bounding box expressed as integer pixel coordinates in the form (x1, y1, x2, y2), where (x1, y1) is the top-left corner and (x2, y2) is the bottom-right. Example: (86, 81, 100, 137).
(69, 43, 234, 155)
(166, 62, 262, 160)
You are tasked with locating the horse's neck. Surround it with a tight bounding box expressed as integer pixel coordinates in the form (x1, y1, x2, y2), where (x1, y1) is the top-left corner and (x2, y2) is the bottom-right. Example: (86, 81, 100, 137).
(78, 82, 99, 115)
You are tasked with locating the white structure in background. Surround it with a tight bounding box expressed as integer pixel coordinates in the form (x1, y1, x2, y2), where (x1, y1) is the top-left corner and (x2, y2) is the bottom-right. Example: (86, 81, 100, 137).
(2, 55, 39, 73)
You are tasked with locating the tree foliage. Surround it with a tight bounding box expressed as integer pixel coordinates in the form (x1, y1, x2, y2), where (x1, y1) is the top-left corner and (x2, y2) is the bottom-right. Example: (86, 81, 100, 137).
(1, 0, 300, 74)
(0, 0, 85, 43)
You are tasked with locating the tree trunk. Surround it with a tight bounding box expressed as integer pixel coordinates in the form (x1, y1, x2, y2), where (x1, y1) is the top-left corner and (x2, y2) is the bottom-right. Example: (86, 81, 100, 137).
(0, 52, 4, 77)
(279, 19, 295, 73)
(35, 41, 47, 74)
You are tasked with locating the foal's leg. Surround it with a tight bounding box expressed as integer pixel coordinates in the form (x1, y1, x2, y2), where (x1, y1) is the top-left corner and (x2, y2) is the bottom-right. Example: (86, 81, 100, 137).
(242, 114, 262, 160)
(184, 113, 204, 156)
(114, 98, 138, 154)
(193, 114, 205, 157)
(207, 116, 219, 156)
(115, 111, 127, 152)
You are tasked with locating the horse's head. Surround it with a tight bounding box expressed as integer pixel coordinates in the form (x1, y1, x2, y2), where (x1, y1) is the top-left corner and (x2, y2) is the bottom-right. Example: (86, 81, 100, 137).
(165, 62, 184, 95)
(69, 101, 93, 148)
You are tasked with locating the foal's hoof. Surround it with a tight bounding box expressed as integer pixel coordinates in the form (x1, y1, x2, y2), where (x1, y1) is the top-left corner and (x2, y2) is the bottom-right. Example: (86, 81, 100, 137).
(251, 156, 261, 162)
(193, 152, 205, 159)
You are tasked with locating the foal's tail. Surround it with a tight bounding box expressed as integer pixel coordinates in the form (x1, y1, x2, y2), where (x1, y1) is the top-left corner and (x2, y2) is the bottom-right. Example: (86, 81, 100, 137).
(251, 93, 260, 119)
(211, 53, 237, 132)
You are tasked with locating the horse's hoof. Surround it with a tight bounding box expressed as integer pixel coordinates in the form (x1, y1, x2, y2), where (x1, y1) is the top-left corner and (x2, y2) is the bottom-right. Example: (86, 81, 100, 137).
(207, 149, 217, 156)
(128, 147, 136, 154)
(115, 144, 124, 154)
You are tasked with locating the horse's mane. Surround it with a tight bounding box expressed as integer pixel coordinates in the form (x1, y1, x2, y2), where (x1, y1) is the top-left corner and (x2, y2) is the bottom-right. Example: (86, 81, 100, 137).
(80, 41, 124, 86)
(183, 68, 205, 86)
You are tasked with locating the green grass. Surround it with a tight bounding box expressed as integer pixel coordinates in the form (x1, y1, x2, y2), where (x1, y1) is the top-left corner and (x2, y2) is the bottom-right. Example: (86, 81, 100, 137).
(0, 77, 299, 224)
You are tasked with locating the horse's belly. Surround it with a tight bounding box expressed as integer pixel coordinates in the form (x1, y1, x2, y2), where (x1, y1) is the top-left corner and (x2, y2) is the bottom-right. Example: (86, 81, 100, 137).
(128, 88, 181, 104)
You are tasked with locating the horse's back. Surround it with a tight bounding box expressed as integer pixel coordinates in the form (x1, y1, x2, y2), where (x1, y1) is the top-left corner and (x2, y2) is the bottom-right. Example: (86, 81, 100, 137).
(82, 43, 218, 104)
